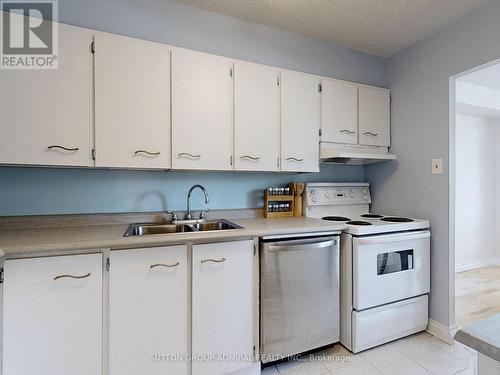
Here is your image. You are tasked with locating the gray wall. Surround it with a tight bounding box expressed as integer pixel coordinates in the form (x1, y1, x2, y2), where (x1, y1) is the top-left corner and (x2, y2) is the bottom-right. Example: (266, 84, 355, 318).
(0, 0, 385, 216)
(366, 0, 500, 326)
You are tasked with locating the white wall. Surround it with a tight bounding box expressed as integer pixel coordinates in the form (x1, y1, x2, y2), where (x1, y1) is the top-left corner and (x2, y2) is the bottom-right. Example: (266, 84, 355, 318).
(365, 0, 500, 327)
(455, 114, 496, 271)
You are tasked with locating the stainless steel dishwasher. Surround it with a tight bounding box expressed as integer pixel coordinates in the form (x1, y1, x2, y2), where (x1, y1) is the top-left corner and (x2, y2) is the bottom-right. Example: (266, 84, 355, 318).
(260, 232, 340, 363)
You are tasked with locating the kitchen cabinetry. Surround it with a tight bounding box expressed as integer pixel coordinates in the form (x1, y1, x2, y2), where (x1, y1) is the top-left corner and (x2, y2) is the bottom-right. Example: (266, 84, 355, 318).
(0, 23, 93, 167)
(192, 240, 256, 375)
(281, 70, 321, 172)
(358, 86, 391, 147)
(171, 48, 233, 170)
(3, 253, 102, 375)
(109, 246, 188, 375)
(234, 61, 280, 171)
(321, 79, 358, 144)
(94, 33, 171, 169)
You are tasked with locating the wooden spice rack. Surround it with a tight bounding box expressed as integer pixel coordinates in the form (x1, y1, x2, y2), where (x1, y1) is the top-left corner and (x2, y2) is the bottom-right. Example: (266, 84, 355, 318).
(264, 191, 295, 218)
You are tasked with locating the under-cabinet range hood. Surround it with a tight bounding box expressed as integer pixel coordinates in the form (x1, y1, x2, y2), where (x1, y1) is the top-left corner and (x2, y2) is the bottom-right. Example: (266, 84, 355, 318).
(320, 143, 397, 165)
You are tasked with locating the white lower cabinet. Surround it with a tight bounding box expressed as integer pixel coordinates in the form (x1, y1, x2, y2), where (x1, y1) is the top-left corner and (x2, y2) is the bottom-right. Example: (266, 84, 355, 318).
(109, 245, 188, 375)
(3, 254, 103, 375)
(192, 240, 256, 375)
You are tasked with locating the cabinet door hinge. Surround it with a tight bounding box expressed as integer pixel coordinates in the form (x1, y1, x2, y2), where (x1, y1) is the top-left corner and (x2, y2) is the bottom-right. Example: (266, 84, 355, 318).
(253, 345, 256, 356)
(230, 68, 233, 78)
(91, 148, 96, 161)
(0, 268, 4, 284)
(277, 76, 280, 86)
(319, 129, 322, 137)
(90, 41, 95, 54)
(230, 155, 233, 166)
(105, 257, 110, 271)
(253, 244, 257, 256)
(318, 83, 322, 92)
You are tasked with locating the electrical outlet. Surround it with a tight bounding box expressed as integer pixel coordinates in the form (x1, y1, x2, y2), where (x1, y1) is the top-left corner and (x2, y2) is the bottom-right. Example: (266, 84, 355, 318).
(432, 159, 443, 175)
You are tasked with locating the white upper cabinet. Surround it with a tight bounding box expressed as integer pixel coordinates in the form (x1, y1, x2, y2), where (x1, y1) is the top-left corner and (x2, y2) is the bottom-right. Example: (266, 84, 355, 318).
(171, 48, 233, 171)
(358, 86, 391, 147)
(94, 33, 171, 169)
(281, 70, 320, 172)
(3, 254, 102, 375)
(321, 79, 358, 144)
(192, 240, 256, 375)
(234, 61, 280, 171)
(110, 246, 188, 375)
(0, 23, 93, 167)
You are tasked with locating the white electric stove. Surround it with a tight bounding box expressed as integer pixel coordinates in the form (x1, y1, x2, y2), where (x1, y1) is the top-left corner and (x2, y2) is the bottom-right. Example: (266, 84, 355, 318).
(304, 182, 431, 353)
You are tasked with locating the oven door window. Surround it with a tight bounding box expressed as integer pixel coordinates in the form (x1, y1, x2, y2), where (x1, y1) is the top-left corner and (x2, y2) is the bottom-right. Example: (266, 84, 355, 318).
(377, 250, 413, 275)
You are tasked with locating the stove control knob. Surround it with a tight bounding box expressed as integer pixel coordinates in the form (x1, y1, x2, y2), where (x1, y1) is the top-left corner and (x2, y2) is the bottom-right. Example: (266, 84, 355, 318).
(311, 196, 317, 203)
(350, 192, 355, 198)
(325, 192, 331, 199)
(362, 194, 368, 201)
(362, 187, 368, 194)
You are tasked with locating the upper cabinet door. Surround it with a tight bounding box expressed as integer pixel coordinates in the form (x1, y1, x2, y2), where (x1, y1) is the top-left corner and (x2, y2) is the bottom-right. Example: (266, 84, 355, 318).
(358, 86, 391, 147)
(321, 79, 358, 144)
(3, 254, 102, 375)
(281, 70, 320, 172)
(94, 34, 171, 169)
(0, 23, 92, 167)
(171, 48, 233, 171)
(234, 61, 280, 171)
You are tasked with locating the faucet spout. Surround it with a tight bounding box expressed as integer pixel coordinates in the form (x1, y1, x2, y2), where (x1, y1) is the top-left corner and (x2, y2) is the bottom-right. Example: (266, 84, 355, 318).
(186, 184, 209, 220)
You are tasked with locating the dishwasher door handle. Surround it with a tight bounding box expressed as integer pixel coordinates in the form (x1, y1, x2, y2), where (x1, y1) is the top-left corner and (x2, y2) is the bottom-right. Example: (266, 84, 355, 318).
(268, 239, 336, 253)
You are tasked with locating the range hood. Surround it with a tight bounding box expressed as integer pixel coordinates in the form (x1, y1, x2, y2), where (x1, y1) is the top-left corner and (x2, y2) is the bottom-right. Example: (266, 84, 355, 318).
(320, 143, 397, 165)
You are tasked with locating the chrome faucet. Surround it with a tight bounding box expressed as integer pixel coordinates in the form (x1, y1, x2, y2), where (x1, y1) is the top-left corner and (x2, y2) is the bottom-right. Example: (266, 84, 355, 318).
(186, 184, 209, 220)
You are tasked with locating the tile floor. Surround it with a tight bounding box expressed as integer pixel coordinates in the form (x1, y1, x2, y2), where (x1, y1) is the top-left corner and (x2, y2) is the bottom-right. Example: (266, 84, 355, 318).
(261, 332, 477, 375)
(455, 265, 500, 328)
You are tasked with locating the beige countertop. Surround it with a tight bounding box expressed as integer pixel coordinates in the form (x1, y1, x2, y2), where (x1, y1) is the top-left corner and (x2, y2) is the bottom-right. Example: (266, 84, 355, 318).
(0, 217, 346, 259)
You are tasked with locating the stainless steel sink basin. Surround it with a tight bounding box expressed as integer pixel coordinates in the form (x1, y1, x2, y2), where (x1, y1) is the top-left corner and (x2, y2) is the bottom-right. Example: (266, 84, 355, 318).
(124, 219, 242, 237)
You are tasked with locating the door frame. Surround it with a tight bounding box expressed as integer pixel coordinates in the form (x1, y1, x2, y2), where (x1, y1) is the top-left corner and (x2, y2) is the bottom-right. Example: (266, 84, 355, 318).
(448, 57, 500, 331)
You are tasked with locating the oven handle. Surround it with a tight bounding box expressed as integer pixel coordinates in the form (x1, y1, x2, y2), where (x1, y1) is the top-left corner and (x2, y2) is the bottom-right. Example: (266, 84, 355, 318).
(356, 230, 430, 245)
(267, 238, 337, 253)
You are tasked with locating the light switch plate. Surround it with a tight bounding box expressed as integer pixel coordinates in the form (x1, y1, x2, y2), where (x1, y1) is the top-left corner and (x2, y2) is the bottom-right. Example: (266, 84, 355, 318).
(432, 159, 443, 175)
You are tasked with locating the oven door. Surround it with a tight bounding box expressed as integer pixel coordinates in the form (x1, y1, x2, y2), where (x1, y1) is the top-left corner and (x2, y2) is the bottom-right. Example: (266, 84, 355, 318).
(353, 230, 430, 310)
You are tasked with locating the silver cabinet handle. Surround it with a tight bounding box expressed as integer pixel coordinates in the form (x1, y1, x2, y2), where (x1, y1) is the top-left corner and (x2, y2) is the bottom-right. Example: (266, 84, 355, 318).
(241, 155, 260, 161)
(135, 150, 160, 156)
(179, 153, 201, 159)
(47, 145, 79, 152)
(286, 157, 304, 162)
(340, 129, 356, 134)
(54, 272, 91, 281)
(150, 262, 180, 269)
(363, 131, 379, 137)
(201, 258, 226, 264)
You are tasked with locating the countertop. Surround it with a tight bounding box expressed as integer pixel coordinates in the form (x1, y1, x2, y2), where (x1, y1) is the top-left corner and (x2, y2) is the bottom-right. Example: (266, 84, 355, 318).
(0, 217, 346, 259)
(455, 313, 500, 362)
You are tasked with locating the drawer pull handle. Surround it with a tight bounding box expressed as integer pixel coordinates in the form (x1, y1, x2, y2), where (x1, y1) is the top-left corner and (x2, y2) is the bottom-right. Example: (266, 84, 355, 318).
(363, 131, 379, 137)
(150, 262, 180, 269)
(54, 272, 91, 281)
(286, 157, 304, 162)
(241, 155, 260, 161)
(340, 129, 356, 135)
(201, 258, 226, 264)
(179, 153, 201, 159)
(135, 150, 160, 156)
(47, 145, 80, 152)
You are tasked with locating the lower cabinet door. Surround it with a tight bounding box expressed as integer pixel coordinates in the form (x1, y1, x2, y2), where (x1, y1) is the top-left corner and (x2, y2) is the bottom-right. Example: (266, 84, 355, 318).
(109, 246, 188, 375)
(192, 240, 255, 375)
(3, 253, 103, 375)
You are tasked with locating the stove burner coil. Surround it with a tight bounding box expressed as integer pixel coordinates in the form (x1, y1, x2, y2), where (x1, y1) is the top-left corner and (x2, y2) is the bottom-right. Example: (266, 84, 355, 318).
(361, 214, 384, 219)
(346, 221, 373, 226)
(380, 217, 415, 223)
(322, 216, 351, 222)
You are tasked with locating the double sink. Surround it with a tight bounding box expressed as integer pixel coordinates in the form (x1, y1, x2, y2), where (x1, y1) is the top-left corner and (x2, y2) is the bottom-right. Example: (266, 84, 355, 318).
(124, 219, 242, 237)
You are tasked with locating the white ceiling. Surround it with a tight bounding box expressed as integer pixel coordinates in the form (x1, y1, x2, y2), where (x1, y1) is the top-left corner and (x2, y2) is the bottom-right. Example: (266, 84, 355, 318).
(460, 63, 500, 91)
(173, 0, 491, 57)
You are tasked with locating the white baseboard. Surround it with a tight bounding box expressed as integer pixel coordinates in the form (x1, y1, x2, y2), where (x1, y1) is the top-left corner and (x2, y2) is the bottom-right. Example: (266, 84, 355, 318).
(455, 258, 500, 273)
(426, 318, 457, 344)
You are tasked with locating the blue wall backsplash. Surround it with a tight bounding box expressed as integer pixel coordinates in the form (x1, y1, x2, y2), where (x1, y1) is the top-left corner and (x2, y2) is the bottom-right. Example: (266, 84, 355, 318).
(0, 165, 364, 216)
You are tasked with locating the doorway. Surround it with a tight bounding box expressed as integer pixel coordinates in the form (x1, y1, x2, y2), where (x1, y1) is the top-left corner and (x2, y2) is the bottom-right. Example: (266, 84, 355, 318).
(451, 62, 500, 329)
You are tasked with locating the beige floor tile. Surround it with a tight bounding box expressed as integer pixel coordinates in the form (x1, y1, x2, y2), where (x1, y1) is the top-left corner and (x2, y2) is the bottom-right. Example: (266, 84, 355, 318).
(399, 341, 467, 374)
(367, 349, 432, 375)
(314, 344, 361, 371)
(329, 359, 382, 375)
